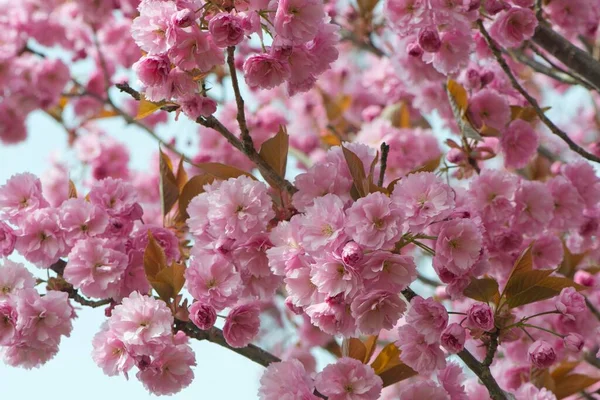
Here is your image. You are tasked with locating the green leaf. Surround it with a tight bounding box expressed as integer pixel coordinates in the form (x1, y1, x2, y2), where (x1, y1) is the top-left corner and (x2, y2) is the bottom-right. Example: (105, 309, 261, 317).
(194, 162, 256, 181)
(506, 276, 584, 308)
(258, 126, 289, 189)
(463, 277, 500, 303)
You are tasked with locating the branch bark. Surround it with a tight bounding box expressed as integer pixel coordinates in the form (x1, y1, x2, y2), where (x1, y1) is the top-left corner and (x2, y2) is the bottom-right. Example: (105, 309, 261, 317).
(532, 23, 600, 92)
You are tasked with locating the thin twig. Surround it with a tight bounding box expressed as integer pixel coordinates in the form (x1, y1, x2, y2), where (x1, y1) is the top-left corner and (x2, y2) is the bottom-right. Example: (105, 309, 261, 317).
(226, 46, 254, 152)
(378, 142, 390, 187)
(586, 297, 600, 321)
(478, 20, 600, 164)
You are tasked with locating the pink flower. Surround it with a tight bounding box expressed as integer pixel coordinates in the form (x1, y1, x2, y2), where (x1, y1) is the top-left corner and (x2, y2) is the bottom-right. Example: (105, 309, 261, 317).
(59, 198, 109, 246)
(223, 303, 261, 348)
(15, 208, 67, 268)
(514, 180, 553, 235)
(314, 357, 383, 400)
(311, 254, 362, 298)
(274, 0, 324, 43)
(91, 329, 136, 377)
(15, 289, 74, 347)
(438, 363, 468, 400)
(266, 219, 305, 276)
(306, 23, 340, 75)
(185, 251, 241, 310)
(243, 54, 291, 90)
(344, 192, 404, 250)
(531, 235, 563, 269)
(397, 325, 447, 374)
(133, 54, 171, 87)
(2, 339, 59, 369)
(405, 296, 448, 344)
(306, 299, 357, 337)
(562, 161, 600, 209)
(285, 264, 318, 307)
(351, 290, 407, 335)
(64, 238, 128, 299)
(430, 28, 473, 75)
(441, 323, 466, 353)
(131, 1, 179, 54)
(392, 172, 454, 232)
(528, 340, 556, 368)
(501, 119, 539, 169)
(563, 333, 584, 352)
(362, 251, 417, 292)
(108, 292, 174, 354)
(209, 13, 245, 47)
(259, 359, 318, 400)
(137, 342, 196, 395)
(0, 300, 18, 346)
(399, 380, 449, 400)
(0, 221, 16, 257)
(167, 27, 224, 73)
(181, 95, 217, 119)
(0, 172, 49, 224)
(490, 7, 538, 48)
(468, 89, 510, 131)
(341, 241, 364, 267)
(547, 176, 585, 230)
(466, 303, 495, 332)
(434, 219, 483, 275)
(385, 0, 426, 35)
(89, 178, 142, 220)
(188, 302, 217, 330)
(299, 194, 347, 252)
(0, 260, 35, 299)
(418, 27, 442, 52)
(515, 382, 557, 400)
(555, 287, 585, 320)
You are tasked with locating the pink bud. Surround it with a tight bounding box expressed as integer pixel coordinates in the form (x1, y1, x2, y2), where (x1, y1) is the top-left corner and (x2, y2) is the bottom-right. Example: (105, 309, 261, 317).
(209, 13, 245, 48)
(555, 287, 586, 320)
(441, 323, 466, 353)
(564, 333, 584, 352)
(342, 241, 363, 266)
(467, 303, 495, 332)
(181, 95, 218, 120)
(574, 270, 596, 287)
(173, 9, 196, 28)
(480, 70, 495, 86)
(189, 302, 217, 330)
(418, 27, 442, 53)
(528, 340, 556, 368)
(466, 0, 481, 11)
(483, 0, 509, 15)
(465, 68, 481, 89)
(446, 148, 466, 164)
(223, 303, 261, 348)
(407, 42, 423, 57)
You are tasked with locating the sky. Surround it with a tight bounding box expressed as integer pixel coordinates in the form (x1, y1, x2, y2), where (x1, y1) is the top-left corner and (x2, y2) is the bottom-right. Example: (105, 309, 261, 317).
(0, 111, 266, 399)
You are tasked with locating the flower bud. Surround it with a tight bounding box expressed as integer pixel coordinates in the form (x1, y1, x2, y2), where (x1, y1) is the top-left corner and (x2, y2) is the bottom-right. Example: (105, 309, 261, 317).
(189, 302, 217, 330)
(480, 70, 495, 86)
(441, 323, 465, 353)
(467, 303, 495, 332)
(407, 42, 423, 57)
(574, 270, 596, 287)
(418, 27, 441, 53)
(564, 333, 584, 352)
(342, 241, 363, 267)
(173, 9, 196, 28)
(0, 221, 16, 257)
(528, 340, 556, 368)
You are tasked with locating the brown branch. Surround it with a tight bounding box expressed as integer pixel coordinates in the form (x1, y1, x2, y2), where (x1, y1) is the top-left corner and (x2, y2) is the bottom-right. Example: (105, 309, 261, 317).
(478, 20, 600, 164)
(226, 46, 254, 152)
(532, 23, 600, 92)
(508, 49, 591, 88)
(377, 142, 390, 187)
(175, 321, 281, 367)
(49, 259, 112, 308)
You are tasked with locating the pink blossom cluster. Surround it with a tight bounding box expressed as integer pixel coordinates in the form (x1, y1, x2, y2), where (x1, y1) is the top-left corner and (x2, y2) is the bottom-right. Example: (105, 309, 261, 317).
(130, 0, 339, 119)
(0, 259, 75, 368)
(384, 0, 539, 75)
(92, 292, 196, 395)
(185, 176, 276, 346)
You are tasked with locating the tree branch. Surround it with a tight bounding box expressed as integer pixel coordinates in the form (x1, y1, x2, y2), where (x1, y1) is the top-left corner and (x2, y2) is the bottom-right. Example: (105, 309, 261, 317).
(175, 321, 281, 367)
(226, 46, 254, 152)
(478, 20, 600, 164)
(532, 23, 600, 92)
